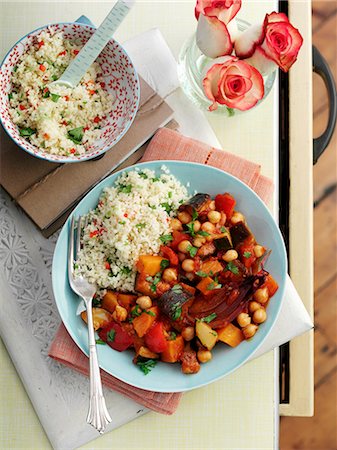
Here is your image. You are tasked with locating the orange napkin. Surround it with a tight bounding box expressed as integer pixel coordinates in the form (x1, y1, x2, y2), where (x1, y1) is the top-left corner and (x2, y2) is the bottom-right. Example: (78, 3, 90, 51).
(49, 128, 273, 415)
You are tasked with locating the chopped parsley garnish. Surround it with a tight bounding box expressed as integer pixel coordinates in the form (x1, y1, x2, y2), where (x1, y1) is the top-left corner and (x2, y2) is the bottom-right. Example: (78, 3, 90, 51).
(152, 177, 160, 182)
(13, 66, 18, 72)
(50, 93, 61, 103)
(136, 223, 146, 230)
(161, 202, 172, 214)
(171, 302, 182, 320)
(67, 126, 84, 144)
(42, 89, 50, 98)
(120, 266, 132, 275)
(171, 284, 183, 294)
(137, 358, 157, 375)
(168, 331, 177, 340)
(131, 305, 142, 318)
(185, 222, 196, 237)
(187, 245, 198, 258)
(168, 191, 172, 198)
(139, 172, 148, 179)
(8, 93, 13, 101)
(220, 226, 227, 233)
(243, 251, 252, 258)
(200, 313, 217, 323)
(145, 310, 156, 317)
(150, 272, 162, 292)
(52, 74, 58, 81)
(92, 296, 101, 307)
(195, 270, 209, 278)
(107, 329, 116, 342)
(19, 127, 36, 137)
(206, 281, 222, 290)
(119, 220, 126, 225)
(197, 230, 210, 237)
(226, 261, 239, 275)
(192, 210, 198, 221)
(96, 339, 106, 345)
(148, 204, 156, 210)
(160, 259, 170, 270)
(160, 234, 173, 244)
(118, 184, 132, 194)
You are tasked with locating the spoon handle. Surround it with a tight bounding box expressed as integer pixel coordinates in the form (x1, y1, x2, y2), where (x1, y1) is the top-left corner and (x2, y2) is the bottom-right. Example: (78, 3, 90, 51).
(59, 0, 135, 87)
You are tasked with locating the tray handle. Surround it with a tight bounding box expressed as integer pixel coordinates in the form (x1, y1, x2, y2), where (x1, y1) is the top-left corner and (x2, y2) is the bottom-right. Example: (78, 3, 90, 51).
(313, 45, 337, 164)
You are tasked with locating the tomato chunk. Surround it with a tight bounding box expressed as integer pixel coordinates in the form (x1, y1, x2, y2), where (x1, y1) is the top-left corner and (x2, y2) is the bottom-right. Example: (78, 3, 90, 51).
(238, 243, 256, 268)
(160, 245, 179, 266)
(144, 322, 168, 353)
(170, 230, 190, 250)
(264, 274, 279, 297)
(215, 193, 236, 219)
(98, 322, 133, 352)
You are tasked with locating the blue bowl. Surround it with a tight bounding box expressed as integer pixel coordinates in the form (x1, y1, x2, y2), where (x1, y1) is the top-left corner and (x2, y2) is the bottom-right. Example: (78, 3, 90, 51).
(52, 161, 287, 392)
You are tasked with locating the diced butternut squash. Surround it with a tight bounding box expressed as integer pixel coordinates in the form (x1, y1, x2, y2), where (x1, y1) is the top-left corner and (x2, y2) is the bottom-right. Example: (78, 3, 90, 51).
(118, 293, 137, 309)
(263, 274, 279, 297)
(135, 273, 153, 296)
(101, 291, 118, 313)
(81, 307, 112, 331)
(196, 276, 217, 295)
(201, 259, 223, 275)
(137, 346, 159, 359)
(217, 323, 244, 347)
(161, 335, 184, 363)
(195, 320, 218, 350)
(132, 306, 159, 337)
(136, 255, 165, 276)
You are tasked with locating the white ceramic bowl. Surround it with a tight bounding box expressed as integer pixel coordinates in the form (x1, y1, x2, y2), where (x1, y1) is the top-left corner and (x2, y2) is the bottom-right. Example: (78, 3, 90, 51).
(0, 20, 140, 163)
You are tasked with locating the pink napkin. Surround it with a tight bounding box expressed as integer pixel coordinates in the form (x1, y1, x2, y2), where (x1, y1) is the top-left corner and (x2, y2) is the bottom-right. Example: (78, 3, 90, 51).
(49, 128, 273, 415)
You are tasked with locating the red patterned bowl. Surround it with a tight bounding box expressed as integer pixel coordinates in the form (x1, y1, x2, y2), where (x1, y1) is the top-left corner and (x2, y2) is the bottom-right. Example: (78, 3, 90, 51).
(0, 21, 140, 163)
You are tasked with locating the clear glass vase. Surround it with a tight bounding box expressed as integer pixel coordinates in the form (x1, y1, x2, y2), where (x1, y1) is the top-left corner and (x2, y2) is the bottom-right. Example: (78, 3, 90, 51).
(177, 18, 276, 117)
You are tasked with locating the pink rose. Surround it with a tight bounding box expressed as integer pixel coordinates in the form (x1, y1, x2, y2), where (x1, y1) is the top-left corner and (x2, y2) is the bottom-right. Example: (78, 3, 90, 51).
(202, 56, 264, 111)
(235, 12, 303, 74)
(195, 0, 241, 58)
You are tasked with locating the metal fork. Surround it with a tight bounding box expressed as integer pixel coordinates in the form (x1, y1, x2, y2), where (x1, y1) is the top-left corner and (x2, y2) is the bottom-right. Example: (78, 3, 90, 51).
(68, 216, 112, 433)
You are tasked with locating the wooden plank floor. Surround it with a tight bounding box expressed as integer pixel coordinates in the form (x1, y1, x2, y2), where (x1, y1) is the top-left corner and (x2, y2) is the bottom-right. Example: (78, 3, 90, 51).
(280, 2, 337, 449)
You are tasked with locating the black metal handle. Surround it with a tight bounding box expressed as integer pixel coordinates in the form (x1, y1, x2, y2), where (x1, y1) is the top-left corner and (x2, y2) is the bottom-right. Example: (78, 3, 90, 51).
(313, 45, 337, 164)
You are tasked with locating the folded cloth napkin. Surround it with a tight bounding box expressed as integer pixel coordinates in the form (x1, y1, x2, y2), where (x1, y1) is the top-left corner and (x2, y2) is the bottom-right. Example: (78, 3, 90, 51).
(49, 127, 275, 415)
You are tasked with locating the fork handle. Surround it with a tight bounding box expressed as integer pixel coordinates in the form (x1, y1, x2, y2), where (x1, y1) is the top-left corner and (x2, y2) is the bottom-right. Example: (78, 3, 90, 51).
(85, 299, 112, 433)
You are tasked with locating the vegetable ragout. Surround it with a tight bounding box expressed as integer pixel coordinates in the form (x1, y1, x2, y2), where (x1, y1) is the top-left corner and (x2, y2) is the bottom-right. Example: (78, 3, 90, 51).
(80, 191, 278, 375)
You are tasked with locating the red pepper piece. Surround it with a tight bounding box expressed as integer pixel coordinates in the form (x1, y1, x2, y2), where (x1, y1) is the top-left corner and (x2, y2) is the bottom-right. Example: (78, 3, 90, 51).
(73, 49, 79, 55)
(144, 322, 168, 353)
(105, 262, 110, 270)
(238, 243, 256, 268)
(19, 104, 26, 111)
(215, 193, 236, 219)
(93, 116, 100, 123)
(58, 50, 67, 56)
(39, 64, 46, 72)
(70, 148, 76, 154)
(160, 245, 179, 266)
(38, 41, 44, 48)
(98, 322, 133, 352)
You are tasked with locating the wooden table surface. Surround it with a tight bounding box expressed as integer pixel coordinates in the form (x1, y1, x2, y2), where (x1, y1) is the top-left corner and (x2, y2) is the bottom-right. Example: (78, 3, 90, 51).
(280, 2, 337, 449)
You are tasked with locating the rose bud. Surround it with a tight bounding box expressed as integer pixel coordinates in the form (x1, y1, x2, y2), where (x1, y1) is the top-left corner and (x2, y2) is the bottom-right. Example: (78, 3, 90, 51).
(195, 0, 242, 58)
(235, 12, 303, 75)
(202, 55, 264, 111)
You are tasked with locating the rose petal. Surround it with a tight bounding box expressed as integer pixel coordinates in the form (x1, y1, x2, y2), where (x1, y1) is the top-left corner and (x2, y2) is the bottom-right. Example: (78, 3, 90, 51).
(195, 0, 242, 24)
(244, 46, 278, 76)
(267, 11, 289, 24)
(234, 18, 267, 58)
(203, 63, 225, 111)
(196, 14, 233, 58)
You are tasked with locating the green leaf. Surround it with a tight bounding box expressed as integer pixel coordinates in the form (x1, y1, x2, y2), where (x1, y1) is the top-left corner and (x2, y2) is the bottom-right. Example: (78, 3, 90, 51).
(171, 302, 182, 320)
(161, 202, 172, 214)
(67, 126, 84, 144)
(42, 89, 50, 98)
(120, 266, 132, 275)
(50, 93, 61, 103)
(187, 245, 198, 258)
(19, 127, 36, 137)
(185, 222, 195, 237)
(197, 230, 210, 237)
(136, 223, 146, 230)
(243, 251, 252, 258)
(8, 93, 13, 101)
(192, 210, 198, 221)
(226, 261, 239, 275)
(118, 184, 132, 194)
(201, 313, 217, 323)
(168, 191, 172, 198)
(148, 204, 156, 210)
(171, 284, 183, 294)
(137, 358, 157, 375)
(145, 310, 155, 317)
(13, 66, 18, 72)
(139, 172, 148, 179)
(160, 259, 170, 270)
(131, 305, 142, 318)
(96, 339, 106, 345)
(227, 107, 235, 117)
(220, 226, 227, 233)
(107, 329, 116, 342)
(150, 272, 162, 292)
(168, 331, 177, 341)
(206, 281, 222, 291)
(92, 297, 101, 307)
(52, 74, 58, 81)
(152, 177, 160, 182)
(195, 270, 208, 278)
(159, 234, 173, 244)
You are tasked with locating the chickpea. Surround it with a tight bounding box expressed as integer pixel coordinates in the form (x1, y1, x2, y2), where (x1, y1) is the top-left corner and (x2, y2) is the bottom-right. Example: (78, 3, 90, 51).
(201, 221, 215, 233)
(193, 236, 206, 247)
(171, 218, 183, 231)
(207, 210, 221, 224)
(162, 268, 178, 283)
(178, 239, 191, 253)
(237, 312, 251, 328)
(222, 249, 238, 262)
(253, 308, 267, 324)
(209, 200, 216, 211)
(249, 301, 261, 314)
(182, 259, 195, 273)
(112, 305, 128, 322)
(136, 296, 152, 310)
(197, 349, 212, 363)
(231, 212, 245, 224)
(253, 287, 269, 304)
(242, 324, 258, 339)
(178, 252, 186, 262)
(193, 220, 201, 232)
(181, 326, 195, 341)
(254, 244, 265, 258)
(178, 211, 192, 224)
